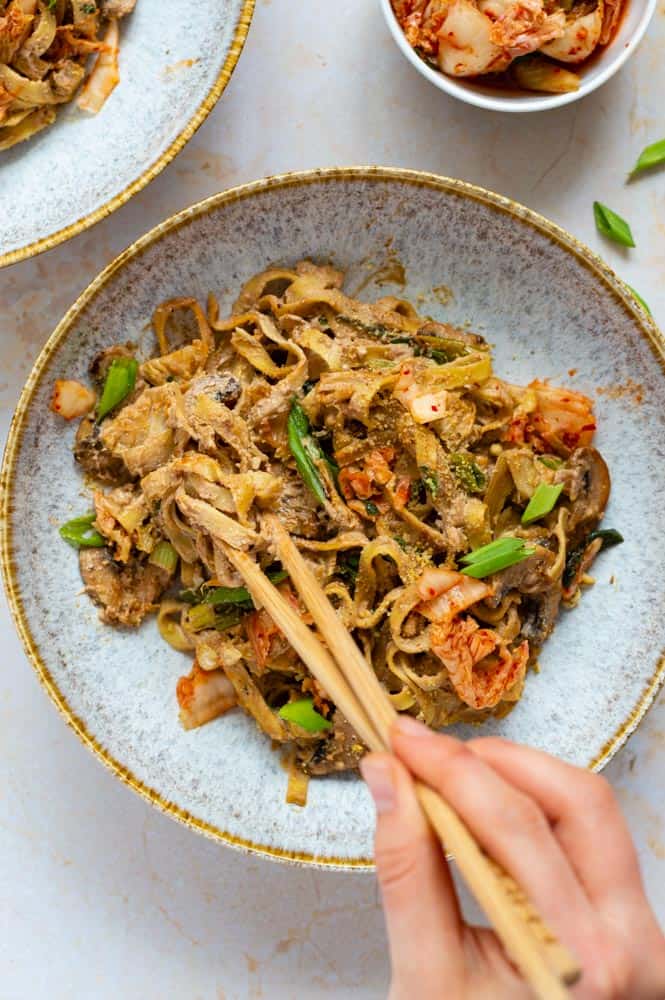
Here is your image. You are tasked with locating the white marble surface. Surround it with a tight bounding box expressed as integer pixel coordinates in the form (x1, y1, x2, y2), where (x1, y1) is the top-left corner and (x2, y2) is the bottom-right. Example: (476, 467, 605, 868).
(1, 1, 664, 996)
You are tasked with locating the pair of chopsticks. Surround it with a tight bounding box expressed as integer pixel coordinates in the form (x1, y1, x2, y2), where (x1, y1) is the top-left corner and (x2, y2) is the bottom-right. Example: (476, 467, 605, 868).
(222, 516, 581, 1000)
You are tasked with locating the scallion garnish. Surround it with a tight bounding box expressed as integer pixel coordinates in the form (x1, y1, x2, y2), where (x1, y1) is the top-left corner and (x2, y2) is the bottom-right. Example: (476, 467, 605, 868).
(587, 528, 624, 548)
(521, 482, 564, 524)
(59, 512, 106, 549)
(278, 698, 332, 733)
(461, 537, 526, 565)
(449, 453, 486, 493)
(629, 138, 665, 179)
(97, 357, 138, 421)
(288, 400, 329, 506)
(180, 569, 287, 608)
(563, 528, 623, 587)
(627, 285, 651, 316)
(365, 500, 379, 516)
(184, 603, 244, 633)
(593, 202, 635, 248)
(420, 466, 439, 498)
(538, 455, 563, 471)
(149, 541, 179, 574)
(460, 537, 535, 579)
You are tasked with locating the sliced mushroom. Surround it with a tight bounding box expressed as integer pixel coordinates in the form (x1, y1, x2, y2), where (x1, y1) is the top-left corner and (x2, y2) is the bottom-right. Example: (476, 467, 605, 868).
(79, 548, 170, 626)
(296, 712, 365, 775)
(185, 372, 242, 411)
(519, 588, 562, 651)
(561, 447, 610, 542)
(273, 467, 322, 539)
(74, 417, 134, 484)
(486, 545, 556, 606)
(101, 0, 137, 17)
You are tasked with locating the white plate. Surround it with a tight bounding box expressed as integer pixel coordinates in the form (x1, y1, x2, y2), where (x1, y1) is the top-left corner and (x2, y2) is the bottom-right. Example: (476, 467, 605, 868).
(3, 168, 665, 868)
(0, 0, 254, 267)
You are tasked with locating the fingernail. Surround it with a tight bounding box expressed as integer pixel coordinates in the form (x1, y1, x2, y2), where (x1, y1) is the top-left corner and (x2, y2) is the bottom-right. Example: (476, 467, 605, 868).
(360, 757, 396, 815)
(393, 715, 431, 740)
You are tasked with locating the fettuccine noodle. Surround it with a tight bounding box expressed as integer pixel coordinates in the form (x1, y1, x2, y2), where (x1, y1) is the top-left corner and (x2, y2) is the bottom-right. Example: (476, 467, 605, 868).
(56, 261, 619, 798)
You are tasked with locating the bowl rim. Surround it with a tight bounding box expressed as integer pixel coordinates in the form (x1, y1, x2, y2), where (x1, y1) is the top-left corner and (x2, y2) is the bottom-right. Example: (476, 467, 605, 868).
(0, 0, 256, 270)
(378, 0, 658, 113)
(2, 165, 665, 869)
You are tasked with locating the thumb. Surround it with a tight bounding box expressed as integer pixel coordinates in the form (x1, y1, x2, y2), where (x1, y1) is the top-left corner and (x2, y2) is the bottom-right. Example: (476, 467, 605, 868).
(361, 753, 465, 996)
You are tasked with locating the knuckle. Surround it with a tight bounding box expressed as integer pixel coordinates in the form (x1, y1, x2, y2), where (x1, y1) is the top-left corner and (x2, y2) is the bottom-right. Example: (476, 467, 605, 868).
(585, 773, 617, 815)
(506, 795, 549, 839)
(607, 950, 634, 999)
(375, 832, 431, 896)
(585, 944, 633, 999)
(438, 738, 475, 773)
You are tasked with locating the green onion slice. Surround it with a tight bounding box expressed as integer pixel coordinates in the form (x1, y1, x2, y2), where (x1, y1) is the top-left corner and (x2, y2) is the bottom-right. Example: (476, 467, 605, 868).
(593, 202, 635, 248)
(627, 285, 651, 316)
(630, 138, 665, 178)
(538, 455, 563, 470)
(562, 528, 623, 587)
(460, 537, 535, 578)
(184, 603, 218, 632)
(420, 466, 439, 497)
(59, 512, 106, 549)
(288, 400, 328, 506)
(278, 698, 332, 733)
(460, 537, 527, 565)
(97, 357, 138, 421)
(449, 453, 486, 493)
(587, 528, 624, 549)
(149, 541, 179, 573)
(184, 603, 245, 633)
(522, 482, 564, 524)
(180, 568, 287, 607)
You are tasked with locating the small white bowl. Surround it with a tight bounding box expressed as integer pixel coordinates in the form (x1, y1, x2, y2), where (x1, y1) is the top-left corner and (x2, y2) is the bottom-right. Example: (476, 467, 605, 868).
(380, 0, 657, 112)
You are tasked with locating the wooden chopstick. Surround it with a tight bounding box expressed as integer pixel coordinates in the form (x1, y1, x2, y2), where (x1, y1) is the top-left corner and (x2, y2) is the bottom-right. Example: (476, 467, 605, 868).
(265, 518, 580, 995)
(221, 544, 383, 753)
(223, 526, 581, 999)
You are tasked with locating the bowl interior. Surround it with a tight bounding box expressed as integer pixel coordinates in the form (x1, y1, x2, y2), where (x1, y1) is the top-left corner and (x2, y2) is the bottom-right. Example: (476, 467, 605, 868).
(0, 0, 252, 265)
(4, 171, 665, 866)
(380, 0, 657, 112)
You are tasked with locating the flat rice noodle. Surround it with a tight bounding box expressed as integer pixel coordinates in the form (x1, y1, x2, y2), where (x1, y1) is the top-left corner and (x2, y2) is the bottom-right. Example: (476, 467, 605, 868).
(151, 297, 214, 356)
(175, 488, 259, 550)
(0, 103, 53, 148)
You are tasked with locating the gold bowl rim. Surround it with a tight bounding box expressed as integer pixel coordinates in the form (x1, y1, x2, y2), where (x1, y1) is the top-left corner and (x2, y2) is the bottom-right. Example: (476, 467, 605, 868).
(3, 166, 664, 870)
(0, 0, 256, 270)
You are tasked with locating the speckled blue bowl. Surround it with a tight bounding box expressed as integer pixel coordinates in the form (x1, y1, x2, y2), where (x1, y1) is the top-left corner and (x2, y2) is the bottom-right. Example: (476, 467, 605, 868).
(0, 0, 255, 268)
(3, 168, 665, 869)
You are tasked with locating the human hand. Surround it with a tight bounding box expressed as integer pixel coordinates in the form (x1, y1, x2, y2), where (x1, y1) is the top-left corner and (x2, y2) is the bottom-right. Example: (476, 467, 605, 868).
(360, 717, 665, 999)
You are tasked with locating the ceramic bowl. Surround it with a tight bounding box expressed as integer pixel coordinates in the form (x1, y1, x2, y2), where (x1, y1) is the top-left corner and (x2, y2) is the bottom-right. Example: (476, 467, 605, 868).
(379, 0, 657, 112)
(3, 167, 665, 869)
(0, 0, 255, 268)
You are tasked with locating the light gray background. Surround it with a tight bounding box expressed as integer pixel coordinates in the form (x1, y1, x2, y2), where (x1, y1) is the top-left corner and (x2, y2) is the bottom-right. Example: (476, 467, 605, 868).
(1, 1, 664, 997)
